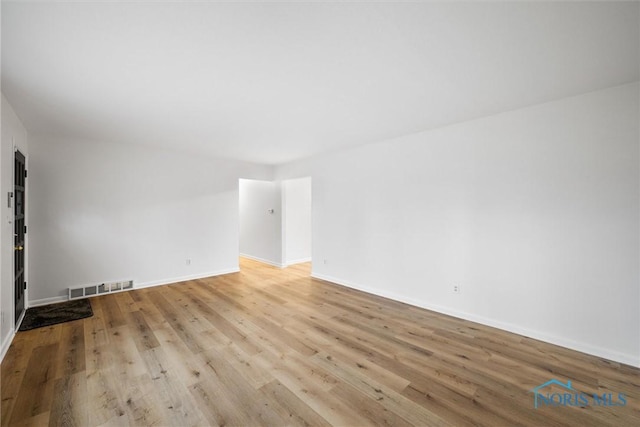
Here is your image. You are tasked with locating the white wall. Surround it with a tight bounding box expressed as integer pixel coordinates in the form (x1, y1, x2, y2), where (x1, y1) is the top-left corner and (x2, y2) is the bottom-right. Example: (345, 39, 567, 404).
(239, 179, 283, 267)
(1, 94, 28, 358)
(28, 136, 272, 304)
(276, 83, 640, 367)
(283, 177, 311, 265)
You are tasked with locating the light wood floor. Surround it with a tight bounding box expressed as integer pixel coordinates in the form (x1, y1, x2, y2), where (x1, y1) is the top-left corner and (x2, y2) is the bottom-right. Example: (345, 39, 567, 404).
(2, 258, 639, 426)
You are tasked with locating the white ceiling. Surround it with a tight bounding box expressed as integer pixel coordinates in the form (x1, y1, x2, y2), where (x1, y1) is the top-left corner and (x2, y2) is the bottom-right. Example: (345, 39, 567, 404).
(2, 1, 639, 165)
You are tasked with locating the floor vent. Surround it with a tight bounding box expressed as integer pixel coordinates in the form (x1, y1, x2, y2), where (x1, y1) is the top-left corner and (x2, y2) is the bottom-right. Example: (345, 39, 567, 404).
(68, 280, 134, 300)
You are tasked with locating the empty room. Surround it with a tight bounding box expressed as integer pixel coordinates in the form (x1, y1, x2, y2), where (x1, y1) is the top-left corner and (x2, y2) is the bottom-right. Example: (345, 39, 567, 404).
(0, 1, 638, 426)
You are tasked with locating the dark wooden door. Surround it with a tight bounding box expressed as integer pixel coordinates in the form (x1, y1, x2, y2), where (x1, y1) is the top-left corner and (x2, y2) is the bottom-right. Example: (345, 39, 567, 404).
(14, 150, 26, 323)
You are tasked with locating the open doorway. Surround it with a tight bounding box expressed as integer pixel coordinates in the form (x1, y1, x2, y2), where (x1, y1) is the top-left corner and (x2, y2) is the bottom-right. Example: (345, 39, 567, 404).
(238, 177, 311, 269)
(238, 179, 283, 267)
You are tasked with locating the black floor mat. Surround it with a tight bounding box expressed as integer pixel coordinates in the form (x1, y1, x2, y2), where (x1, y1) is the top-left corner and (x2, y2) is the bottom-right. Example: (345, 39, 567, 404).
(19, 298, 93, 331)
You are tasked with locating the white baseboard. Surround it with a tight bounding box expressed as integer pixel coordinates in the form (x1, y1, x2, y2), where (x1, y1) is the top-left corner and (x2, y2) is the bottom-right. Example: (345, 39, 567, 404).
(285, 257, 312, 266)
(135, 268, 240, 289)
(240, 254, 285, 268)
(0, 309, 25, 363)
(311, 272, 640, 369)
(28, 269, 241, 305)
(29, 295, 67, 307)
(1, 327, 16, 363)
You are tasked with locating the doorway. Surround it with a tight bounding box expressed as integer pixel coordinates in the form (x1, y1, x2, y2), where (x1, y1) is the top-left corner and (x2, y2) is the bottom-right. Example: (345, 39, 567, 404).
(238, 179, 283, 267)
(238, 177, 312, 268)
(14, 150, 26, 323)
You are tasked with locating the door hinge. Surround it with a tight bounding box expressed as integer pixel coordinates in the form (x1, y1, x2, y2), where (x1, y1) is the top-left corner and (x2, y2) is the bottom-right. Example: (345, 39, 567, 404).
(23, 282, 27, 290)
(24, 225, 27, 234)
(24, 169, 27, 178)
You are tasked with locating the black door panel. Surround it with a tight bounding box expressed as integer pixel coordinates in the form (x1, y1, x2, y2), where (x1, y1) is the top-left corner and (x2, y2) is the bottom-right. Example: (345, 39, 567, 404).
(14, 150, 26, 323)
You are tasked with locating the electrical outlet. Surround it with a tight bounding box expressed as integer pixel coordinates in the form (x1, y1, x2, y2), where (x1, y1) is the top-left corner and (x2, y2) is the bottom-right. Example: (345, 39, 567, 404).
(453, 284, 461, 294)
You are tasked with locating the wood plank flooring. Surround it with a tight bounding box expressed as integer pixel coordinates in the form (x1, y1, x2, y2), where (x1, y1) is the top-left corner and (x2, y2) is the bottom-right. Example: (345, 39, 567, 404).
(2, 258, 639, 426)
